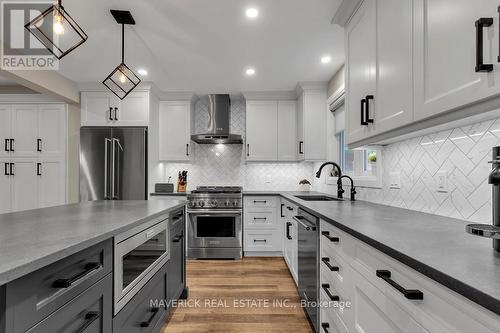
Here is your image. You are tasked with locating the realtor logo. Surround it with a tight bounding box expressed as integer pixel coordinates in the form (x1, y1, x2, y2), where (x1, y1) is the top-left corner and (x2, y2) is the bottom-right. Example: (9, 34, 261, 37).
(1, 1, 58, 70)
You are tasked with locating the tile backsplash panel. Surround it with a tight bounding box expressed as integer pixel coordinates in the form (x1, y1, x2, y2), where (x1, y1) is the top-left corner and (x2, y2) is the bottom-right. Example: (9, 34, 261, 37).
(313, 118, 500, 224)
(151, 98, 313, 191)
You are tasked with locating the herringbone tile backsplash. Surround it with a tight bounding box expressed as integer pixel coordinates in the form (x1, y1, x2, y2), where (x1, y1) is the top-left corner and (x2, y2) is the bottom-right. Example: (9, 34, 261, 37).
(314, 119, 500, 224)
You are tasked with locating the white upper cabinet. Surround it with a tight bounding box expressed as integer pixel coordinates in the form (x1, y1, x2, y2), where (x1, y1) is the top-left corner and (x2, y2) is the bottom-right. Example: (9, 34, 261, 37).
(413, 0, 500, 120)
(297, 85, 327, 161)
(158, 101, 192, 162)
(11, 104, 38, 157)
(81, 91, 149, 126)
(277, 101, 298, 161)
(38, 104, 66, 157)
(246, 101, 278, 161)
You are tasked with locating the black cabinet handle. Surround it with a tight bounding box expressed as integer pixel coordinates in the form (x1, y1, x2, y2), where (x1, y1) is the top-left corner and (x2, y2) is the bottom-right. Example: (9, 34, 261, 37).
(36, 163, 42, 176)
(281, 203, 285, 217)
(9, 139, 14, 152)
(109, 107, 113, 121)
(321, 323, 330, 333)
(37, 139, 42, 152)
(114, 107, 118, 121)
(286, 222, 292, 240)
(247, 144, 250, 157)
(53, 263, 102, 288)
(299, 141, 304, 154)
(186, 143, 189, 156)
(360, 99, 368, 125)
(321, 231, 339, 243)
(4, 163, 9, 176)
(173, 234, 184, 243)
(376, 270, 424, 300)
(321, 284, 340, 301)
(287, 206, 293, 211)
(475, 18, 494, 72)
(140, 307, 160, 327)
(253, 200, 267, 203)
(253, 239, 267, 242)
(75, 311, 100, 333)
(253, 217, 267, 220)
(322, 257, 339, 271)
(4, 139, 9, 152)
(365, 95, 374, 123)
(9, 163, 14, 176)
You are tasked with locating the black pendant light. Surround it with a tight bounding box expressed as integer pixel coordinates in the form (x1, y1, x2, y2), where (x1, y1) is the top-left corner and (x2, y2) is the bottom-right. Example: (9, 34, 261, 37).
(25, 0, 88, 60)
(102, 10, 141, 100)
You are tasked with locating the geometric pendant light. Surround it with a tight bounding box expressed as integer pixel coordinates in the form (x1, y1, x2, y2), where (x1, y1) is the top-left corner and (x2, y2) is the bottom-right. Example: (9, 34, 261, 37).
(102, 10, 141, 100)
(24, 0, 88, 60)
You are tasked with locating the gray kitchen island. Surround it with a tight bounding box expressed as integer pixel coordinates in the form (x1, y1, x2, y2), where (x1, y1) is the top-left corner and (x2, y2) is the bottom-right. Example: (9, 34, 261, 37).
(0, 200, 187, 333)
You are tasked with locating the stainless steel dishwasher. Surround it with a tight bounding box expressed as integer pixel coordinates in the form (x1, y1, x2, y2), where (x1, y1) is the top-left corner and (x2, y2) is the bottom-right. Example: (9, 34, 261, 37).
(295, 208, 319, 332)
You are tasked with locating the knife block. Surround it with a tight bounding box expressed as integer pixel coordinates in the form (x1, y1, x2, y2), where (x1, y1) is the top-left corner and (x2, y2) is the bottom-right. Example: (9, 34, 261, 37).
(177, 181, 187, 193)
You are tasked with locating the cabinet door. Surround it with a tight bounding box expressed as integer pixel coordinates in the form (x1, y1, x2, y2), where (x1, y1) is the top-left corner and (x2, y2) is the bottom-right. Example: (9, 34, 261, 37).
(277, 101, 298, 161)
(296, 94, 305, 161)
(38, 159, 66, 208)
(246, 101, 278, 161)
(0, 104, 12, 158)
(353, 271, 431, 333)
(0, 159, 12, 214)
(116, 91, 149, 126)
(414, 0, 500, 120)
(373, 0, 413, 134)
(159, 101, 191, 161)
(302, 91, 327, 160)
(38, 104, 66, 157)
(11, 159, 39, 212)
(345, 0, 376, 144)
(81, 92, 117, 126)
(12, 104, 38, 156)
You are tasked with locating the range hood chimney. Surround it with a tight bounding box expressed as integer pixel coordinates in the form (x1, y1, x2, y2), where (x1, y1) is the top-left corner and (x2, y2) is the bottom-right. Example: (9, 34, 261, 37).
(191, 94, 243, 144)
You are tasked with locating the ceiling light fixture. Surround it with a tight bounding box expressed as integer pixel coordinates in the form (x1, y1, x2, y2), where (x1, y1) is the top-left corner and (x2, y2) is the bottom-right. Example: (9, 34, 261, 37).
(321, 56, 332, 64)
(245, 68, 256, 76)
(24, 0, 88, 59)
(138, 69, 148, 76)
(246, 8, 259, 18)
(102, 10, 141, 100)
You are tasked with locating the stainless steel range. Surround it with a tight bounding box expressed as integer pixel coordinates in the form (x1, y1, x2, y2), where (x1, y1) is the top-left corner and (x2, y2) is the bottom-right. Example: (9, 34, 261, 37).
(187, 186, 243, 259)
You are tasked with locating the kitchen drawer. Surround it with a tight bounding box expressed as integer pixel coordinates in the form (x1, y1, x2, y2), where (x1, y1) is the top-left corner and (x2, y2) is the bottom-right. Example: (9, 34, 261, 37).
(244, 230, 282, 252)
(5, 240, 112, 333)
(26, 274, 112, 333)
(113, 262, 168, 333)
(244, 210, 277, 229)
(351, 240, 500, 333)
(320, 308, 341, 333)
(319, 287, 350, 333)
(320, 220, 355, 262)
(320, 251, 352, 301)
(244, 196, 278, 209)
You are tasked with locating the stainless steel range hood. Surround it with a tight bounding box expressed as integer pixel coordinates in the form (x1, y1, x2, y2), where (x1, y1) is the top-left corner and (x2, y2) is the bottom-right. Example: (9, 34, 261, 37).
(191, 94, 243, 144)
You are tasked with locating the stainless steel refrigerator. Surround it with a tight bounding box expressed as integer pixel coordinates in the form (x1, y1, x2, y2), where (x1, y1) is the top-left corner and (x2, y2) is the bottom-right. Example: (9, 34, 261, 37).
(80, 127, 147, 201)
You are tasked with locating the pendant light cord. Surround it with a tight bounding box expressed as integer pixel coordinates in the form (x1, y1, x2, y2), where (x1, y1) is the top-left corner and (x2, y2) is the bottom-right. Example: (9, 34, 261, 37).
(121, 23, 124, 64)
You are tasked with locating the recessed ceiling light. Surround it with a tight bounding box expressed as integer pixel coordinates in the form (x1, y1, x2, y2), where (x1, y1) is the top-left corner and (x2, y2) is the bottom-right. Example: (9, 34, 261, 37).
(246, 8, 259, 19)
(245, 68, 256, 76)
(321, 56, 332, 64)
(138, 69, 148, 76)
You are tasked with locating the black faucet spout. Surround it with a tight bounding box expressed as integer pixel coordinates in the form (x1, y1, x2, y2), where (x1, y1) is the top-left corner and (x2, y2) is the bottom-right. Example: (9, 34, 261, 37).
(339, 175, 356, 201)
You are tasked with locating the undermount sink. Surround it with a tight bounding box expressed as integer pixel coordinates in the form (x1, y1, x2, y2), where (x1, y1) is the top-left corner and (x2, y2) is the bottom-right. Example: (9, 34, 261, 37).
(294, 195, 343, 202)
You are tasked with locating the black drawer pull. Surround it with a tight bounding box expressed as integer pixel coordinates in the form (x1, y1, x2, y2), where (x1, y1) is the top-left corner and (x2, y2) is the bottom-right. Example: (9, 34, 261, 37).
(186, 143, 189, 156)
(253, 200, 267, 203)
(321, 284, 340, 302)
(280, 203, 285, 217)
(109, 107, 113, 121)
(75, 311, 100, 333)
(36, 163, 42, 176)
(53, 262, 102, 288)
(475, 18, 494, 72)
(253, 217, 267, 220)
(321, 231, 339, 243)
(4, 139, 9, 152)
(365, 95, 374, 123)
(321, 323, 330, 333)
(9, 163, 14, 176)
(9, 139, 14, 152)
(287, 206, 293, 211)
(286, 222, 292, 240)
(37, 138, 42, 152)
(376, 270, 424, 300)
(114, 107, 118, 121)
(321, 257, 339, 272)
(254, 239, 267, 243)
(4, 163, 8, 176)
(173, 234, 184, 243)
(140, 307, 160, 328)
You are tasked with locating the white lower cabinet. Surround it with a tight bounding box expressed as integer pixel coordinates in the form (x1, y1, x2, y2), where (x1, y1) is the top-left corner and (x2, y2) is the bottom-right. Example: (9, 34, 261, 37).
(11, 159, 39, 212)
(282, 200, 298, 284)
(320, 220, 500, 333)
(243, 196, 282, 255)
(0, 159, 12, 214)
(38, 159, 66, 208)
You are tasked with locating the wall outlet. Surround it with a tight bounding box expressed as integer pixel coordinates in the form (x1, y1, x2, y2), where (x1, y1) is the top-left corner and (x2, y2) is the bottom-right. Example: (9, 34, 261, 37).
(389, 172, 401, 189)
(437, 170, 448, 193)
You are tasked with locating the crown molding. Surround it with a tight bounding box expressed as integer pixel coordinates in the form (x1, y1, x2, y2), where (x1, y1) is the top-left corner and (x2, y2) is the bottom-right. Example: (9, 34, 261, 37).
(243, 91, 297, 101)
(296, 82, 328, 95)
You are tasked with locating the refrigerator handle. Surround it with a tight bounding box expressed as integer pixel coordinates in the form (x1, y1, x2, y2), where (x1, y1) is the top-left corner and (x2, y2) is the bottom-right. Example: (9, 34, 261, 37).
(112, 138, 124, 200)
(104, 138, 112, 199)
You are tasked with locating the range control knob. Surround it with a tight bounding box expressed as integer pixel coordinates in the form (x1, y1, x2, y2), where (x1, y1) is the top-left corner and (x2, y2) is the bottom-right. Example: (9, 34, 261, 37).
(233, 201, 238, 207)
(211, 200, 218, 207)
(191, 201, 196, 207)
(199, 201, 205, 207)
(225, 201, 230, 206)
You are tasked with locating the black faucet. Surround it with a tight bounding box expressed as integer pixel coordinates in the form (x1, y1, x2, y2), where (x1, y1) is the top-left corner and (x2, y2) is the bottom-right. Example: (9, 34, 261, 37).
(315, 162, 344, 199)
(339, 175, 356, 201)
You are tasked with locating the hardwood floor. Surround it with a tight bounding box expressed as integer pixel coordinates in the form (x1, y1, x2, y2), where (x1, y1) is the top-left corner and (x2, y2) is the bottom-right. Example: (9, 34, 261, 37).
(162, 257, 314, 333)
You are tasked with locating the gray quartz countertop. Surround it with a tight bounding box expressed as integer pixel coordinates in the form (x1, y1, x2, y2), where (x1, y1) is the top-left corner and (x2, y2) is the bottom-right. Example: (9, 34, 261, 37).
(0, 200, 186, 286)
(150, 192, 188, 196)
(246, 191, 500, 315)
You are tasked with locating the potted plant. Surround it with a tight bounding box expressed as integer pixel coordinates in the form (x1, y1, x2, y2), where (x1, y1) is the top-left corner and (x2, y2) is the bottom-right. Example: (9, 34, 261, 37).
(298, 179, 311, 192)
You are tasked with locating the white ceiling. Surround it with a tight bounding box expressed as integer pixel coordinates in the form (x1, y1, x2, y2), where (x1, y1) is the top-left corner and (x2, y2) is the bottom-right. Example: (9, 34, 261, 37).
(58, 0, 344, 93)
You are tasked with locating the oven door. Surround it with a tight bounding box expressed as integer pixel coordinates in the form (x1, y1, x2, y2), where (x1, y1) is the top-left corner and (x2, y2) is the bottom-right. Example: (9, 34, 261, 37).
(188, 211, 242, 248)
(114, 219, 169, 314)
